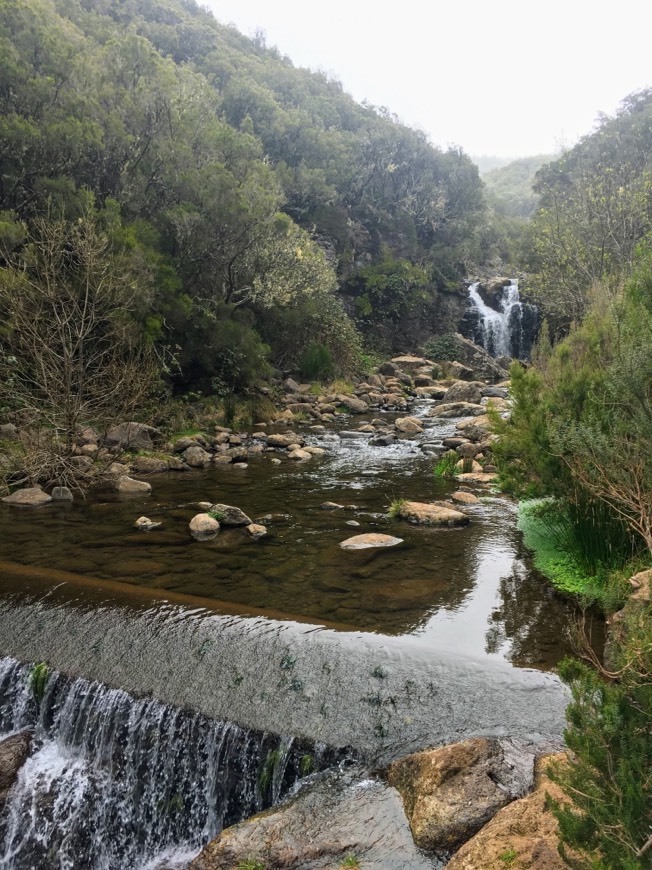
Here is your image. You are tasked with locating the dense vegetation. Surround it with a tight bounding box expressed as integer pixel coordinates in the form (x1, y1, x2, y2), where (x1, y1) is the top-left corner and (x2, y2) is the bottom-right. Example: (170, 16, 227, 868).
(0, 0, 488, 409)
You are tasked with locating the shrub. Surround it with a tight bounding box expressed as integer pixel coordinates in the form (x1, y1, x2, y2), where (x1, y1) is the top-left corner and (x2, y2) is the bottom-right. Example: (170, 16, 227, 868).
(298, 342, 333, 381)
(434, 450, 458, 479)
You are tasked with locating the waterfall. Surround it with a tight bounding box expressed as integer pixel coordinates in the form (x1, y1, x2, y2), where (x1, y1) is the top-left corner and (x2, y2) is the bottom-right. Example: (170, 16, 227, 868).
(467, 280, 538, 359)
(0, 658, 336, 870)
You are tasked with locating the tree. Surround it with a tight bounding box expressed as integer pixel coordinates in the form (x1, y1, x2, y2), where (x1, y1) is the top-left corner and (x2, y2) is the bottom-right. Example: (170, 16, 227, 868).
(0, 212, 160, 489)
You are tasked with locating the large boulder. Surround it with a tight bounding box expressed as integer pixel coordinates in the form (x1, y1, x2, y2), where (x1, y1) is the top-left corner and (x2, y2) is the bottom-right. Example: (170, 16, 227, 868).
(115, 475, 152, 494)
(209, 503, 252, 526)
(183, 445, 212, 467)
(131, 456, 169, 474)
(390, 355, 433, 373)
(395, 416, 424, 434)
(189, 513, 220, 541)
(0, 731, 32, 809)
(442, 380, 485, 405)
(336, 394, 369, 414)
(430, 334, 509, 383)
(105, 422, 161, 451)
(1, 486, 52, 506)
(266, 433, 303, 449)
(387, 738, 535, 853)
(446, 755, 574, 869)
(394, 500, 469, 527)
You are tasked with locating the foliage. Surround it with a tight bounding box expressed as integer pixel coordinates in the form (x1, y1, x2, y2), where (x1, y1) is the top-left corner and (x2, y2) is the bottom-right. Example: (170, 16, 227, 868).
(388, 498, 407, 518)
(547, 625, 652, 868)
(28, 661, 50, 703)
(483, 154, 554, 219)
(434, 450, 459, 480)
(236, 861, 265, 870)
(339, 856, 360, 869)
(423, 333, 459, 362)
(298, 342, 334, 381)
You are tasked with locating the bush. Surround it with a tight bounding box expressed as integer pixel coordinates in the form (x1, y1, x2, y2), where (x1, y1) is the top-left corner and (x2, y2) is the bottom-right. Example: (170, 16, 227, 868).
(298, 342, 333, 381)
(423, 333, 459, 362)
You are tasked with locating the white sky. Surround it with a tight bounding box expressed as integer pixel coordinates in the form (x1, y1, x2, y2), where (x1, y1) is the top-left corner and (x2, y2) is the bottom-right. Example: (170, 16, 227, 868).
(204, 0, 652, 159)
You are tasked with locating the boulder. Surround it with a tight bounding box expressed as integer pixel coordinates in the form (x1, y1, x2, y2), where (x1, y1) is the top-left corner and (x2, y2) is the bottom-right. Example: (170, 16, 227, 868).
(394, 500, 469, 527)
(246, 523, 267, 540)
(456, 442, 480, 459)
(370, 433, 397, 447)
(387, 738, 535, 853)
(339, 533, 404, 550)
(391, 355, 432, 372)
(446, 755, 574, 870)
(481, 386, 508, 399)
(183, 445, 212, 467)
(189, 513, 220, 541)
(288, 448, 312, 460)
(266, 433, 303, 449)
(447, 361, 475, 381)
(428, 402, 486, 419)
(105, 422, 161, 451)
(209, 503, 252, 526)
(395, 416, 424, 435)
(115, 475, 152, 495)
(51, 486, 74, 501)
(1, 486, 52, 506)
(134, 516, 161, 531)
(167, 456, 191, 472)
(379, 361, 398, 376)
(442, 380, 484, 405)
(107, 461, 130, 477)
(336, 394, 369, 414)
(303, 446, 326, 456)
(444, 335, 509, 383)
(455, 459, 483, 474)
(0, 731, 32, 809)
(282, 377, 301, 393)
(451, 491, 480, 505)
(131, 456, 169, 474)
(455, 472, 498, 484)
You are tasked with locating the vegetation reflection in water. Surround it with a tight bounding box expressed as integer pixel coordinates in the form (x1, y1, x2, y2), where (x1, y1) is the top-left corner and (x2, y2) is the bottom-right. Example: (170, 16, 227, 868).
(0, 423, 586, 671)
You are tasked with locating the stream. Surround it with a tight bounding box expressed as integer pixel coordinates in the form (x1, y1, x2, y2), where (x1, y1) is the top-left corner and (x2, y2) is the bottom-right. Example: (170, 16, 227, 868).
(0, 397, 594, 868)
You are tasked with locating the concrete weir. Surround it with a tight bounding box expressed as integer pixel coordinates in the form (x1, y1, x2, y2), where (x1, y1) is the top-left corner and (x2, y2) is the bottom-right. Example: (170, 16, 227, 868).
(0, 564, 569, 763)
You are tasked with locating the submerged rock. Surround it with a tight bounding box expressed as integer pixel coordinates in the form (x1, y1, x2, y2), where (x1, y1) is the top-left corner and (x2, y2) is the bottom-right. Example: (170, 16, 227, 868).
(394, 501, 469, 527)
(339, 533, 403, 550)
(387, 737, 535, 853)
(115, 475, 152, 495)
(245, 523, 267, 540)
(1, 486, 52, 506)
(134, 516, 161, 531)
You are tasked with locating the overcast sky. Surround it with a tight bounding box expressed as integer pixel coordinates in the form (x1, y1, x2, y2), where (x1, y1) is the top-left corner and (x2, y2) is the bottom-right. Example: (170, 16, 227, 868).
(204, 0, 651, 159)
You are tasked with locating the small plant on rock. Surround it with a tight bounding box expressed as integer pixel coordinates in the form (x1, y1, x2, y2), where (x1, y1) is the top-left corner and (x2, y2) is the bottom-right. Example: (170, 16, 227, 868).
(434, 451, 458, 479)
(29, 661, 50, 703)
(388, 498, 407, 518)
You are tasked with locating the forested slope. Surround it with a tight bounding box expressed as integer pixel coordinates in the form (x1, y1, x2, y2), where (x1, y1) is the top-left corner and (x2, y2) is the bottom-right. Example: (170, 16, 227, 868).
(0, 0, 488, 392)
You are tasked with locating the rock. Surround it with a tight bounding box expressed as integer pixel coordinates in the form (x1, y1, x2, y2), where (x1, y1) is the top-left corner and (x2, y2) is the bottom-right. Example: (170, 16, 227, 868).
(288, 448, 312, 460)
(481, 386, 508, 399)
(283, 377, 301, 393)
(190, 770, 432, 870)
(303, 446, 326, 456)
(428, 402, 486, 419)
(394, 500, 469, 527)
(484, 397, 509, 412)
(115, 475, 152, 495)
(415, 386, 448, 399)
(0, 731, 32, 809)
(451, 491, 480, 505)
(69, 455, 93, 471)
(384, 393, 408, 408)
(340, 430, 369, 439)
(233, 462, 248, 469)
(0, 423, 19, 440)
(51, 486, 74, 501)
(370, 433, 397, 446)
(604, 568, 652, 670)
(107, 461, 130, 477)
(270, 458, 282, 465)
(209, 503, 252, 526)
(321, 502, 344, 510)
(442, 380, 485, 405)
(134, 516, 161, 530)
(131, 456, 169, 474)
(387, 737, 536, 853)
(442, 437, 467, 448)
(336, 394, 369, 414)
(339, 533, 403, 550)
(105, 422, 161, 451)
(246, 523, 267, 540)
(414, 374, 436, 387)
(442, 335, 510, 382)
(183, 445, 212, 467)
(455, 459, 483, 474)
(189, 513, 220, 541)
(266, 433, 303, 449)
(346, 520, 361, 527)
(167, 456, 191, 471)
(213, 454, 233, 465)
(78, 443, 98, 457)
(391, 355, 432, 372)
(456, 442, 480, 459)
(446, 755, 574, 870)
(395, 416, 424, 434)
(379, 361, 398, 376)
(447, 361, 475, 381)
(455, 472, 498, 484)
(227, 447, 249, 462)
(1, 486, 52, 506)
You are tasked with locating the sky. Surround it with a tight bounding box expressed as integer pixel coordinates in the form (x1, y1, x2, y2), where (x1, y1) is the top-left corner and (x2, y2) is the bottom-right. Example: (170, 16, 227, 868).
(204, 0, 652, 159)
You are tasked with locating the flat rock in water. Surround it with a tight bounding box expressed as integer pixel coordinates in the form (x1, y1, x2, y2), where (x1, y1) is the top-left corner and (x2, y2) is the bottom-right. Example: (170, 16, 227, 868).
(340, 533, 403, 550)
(115, 475, 152, 495)
(451, 491, 480, 505)
(455, 472, 498, 484)
(1, 487, 52, 506)
(396, 500, 469, 527)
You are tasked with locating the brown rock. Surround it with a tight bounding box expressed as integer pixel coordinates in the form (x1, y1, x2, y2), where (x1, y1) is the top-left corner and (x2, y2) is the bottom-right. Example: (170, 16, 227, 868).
(455, 473, 498, 484)
(0, 731, 32, 808)
(428, 403, 486, 419)
(388, 738, 535, 853)
(442, 381, 485, 405)
(391, 355, 433, 372)
(105, 422, 161, 451)
(1, 486, 52, 506)
(288, 448, 312, 460)
(339, 533, 404, 550)
(451, 491, 480, 505)
(395, 416, 424, 434)
(246, 523, 267, 540)
(209, 503, 252, 526)
(115, 475, 152, 494)
(131, 456, 169, 474)
(266, 433, 303, 449)
(183, 445, 212, 467)
(189, 513, 220, 540)
(336, 394, 369, 414)
(395, 501, 469, 527)
(446, 755, 573, 870)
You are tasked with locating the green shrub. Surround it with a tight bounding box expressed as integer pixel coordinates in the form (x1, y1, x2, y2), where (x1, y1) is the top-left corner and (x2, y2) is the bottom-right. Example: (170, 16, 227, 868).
(29, 661, 50, 703)
(423, 333, 459, 362)
(298, 342, 334, 381)
(434, 450, 458, 479)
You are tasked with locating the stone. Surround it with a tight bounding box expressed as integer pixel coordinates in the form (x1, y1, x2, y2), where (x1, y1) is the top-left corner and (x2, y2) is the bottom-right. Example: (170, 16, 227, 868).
(455, 472, 498, 484)
(395, 500, 469, 527)
(379, 361, 398, 375)
(321, 502, 344, 510)
(51, 486, 74, 501)
(446, 755, 574, 870)
(167, 456, 191, 471)
(442, 335, 510, 383)
(105, 422, 161, 451)
(209, 503, 252, 526)
(451, 491, 480, 505)
(107, 461, 130, 477)
(282, 377, 301, 393)
(481, 386, 508, 399)
(387, 737, 536, 853)
(78, 443, 98, 457)
(213, 454, 233, 465)
(428, 402, 486, 419)
(390, 355, 432, 372)
(183, 445, 212, 467)
(69, 455, 93, 471)
(370, 433, 397, 447)
(233, 462, 248, 469)
(395, 416, 424, 434)
(346, 520, 361, 527)
(189, 513, 220, 541)
(0, 731, 32, 808)
(456, 442, 480, 458)
(131, 456, 169, 474)
(455, 459, 483, 474)
(303, 446, 326, 456)
(442, 380, 485, 405)
(415, 386, 448, 399)
(336, 394, 369, 414)
(447, 361, 475, 381)
(246, 523, 267, 540)
(339, 533, 403, 550)
(115, 475, 152, 495)
(134, 516, 161, 530)
(1, 486, 52, 506)
(266, 433, 303, 449)
(288, 448, 312, 460)
(442, 437, 467, 448)
(0, 423, 18, 440)
(270, 458, 282, 465)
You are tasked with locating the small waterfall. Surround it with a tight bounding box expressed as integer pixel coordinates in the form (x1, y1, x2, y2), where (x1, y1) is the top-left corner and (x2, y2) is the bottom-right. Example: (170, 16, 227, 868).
(467, 280, 538, 359)
(0, 658, 337, 870)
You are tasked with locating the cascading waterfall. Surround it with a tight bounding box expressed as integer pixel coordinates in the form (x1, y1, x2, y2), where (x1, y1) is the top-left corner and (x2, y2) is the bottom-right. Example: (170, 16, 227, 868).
(466, 280, 538, 359)
(0, 658, 336, 870)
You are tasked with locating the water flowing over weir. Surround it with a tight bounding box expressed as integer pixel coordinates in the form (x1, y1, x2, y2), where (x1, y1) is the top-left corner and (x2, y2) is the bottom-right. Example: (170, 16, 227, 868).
(466, 280, 538, 359)
(0, 658, 337, 870)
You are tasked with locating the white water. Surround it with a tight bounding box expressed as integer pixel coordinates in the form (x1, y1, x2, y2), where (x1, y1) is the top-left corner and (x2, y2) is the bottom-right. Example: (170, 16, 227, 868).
(0, 659, 327, 870)
(467, 280, 537, 359)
